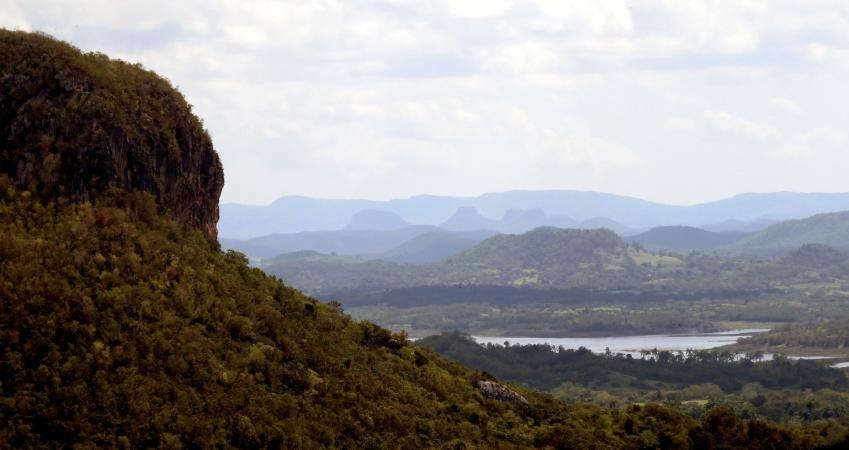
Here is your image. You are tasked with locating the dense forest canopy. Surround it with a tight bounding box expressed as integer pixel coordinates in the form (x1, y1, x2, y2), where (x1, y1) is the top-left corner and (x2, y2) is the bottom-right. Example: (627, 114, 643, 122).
(0, 30, 223, 238)
(419, 333, 849, 428)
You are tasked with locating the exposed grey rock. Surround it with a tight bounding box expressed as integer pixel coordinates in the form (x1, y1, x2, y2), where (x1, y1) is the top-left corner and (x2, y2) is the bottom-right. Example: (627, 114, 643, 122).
(476, 380, 527, 404)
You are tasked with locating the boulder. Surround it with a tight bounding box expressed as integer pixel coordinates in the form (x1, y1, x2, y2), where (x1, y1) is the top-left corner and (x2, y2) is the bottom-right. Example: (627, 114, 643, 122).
(477, 380, 528, 404)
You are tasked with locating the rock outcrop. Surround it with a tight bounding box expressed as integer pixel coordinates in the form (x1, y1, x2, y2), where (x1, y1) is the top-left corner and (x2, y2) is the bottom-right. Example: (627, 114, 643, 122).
(477, 380, 528, 404)
(0, 30, 223, 238)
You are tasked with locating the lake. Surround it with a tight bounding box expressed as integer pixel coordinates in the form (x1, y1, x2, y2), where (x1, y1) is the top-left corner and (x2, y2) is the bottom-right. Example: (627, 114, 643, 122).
(472, 329, 769, 357)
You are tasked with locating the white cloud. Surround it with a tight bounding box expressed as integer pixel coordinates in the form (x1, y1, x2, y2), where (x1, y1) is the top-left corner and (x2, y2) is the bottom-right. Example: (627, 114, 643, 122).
(800, 127, 845, 146)
(772, 127, 845, 159)
(446, 0, 513, 18)
(664, 117, 696, 132)
(0, 3, 30, 30)
(771, 97, 799, 113)
(704, 111, 781, 141)
(806, 43, 849, 71)
(1, 0, 849, 204)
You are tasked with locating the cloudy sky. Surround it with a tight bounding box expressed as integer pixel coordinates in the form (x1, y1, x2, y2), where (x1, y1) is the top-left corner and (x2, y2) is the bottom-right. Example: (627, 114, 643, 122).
(2, 1, 848, 205)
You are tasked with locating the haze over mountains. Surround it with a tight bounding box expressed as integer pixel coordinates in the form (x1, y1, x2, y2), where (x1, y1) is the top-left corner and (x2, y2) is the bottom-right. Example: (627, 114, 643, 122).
(726, 211, 849, 256)
(219, 190, 849, 239)
(627, 226, 752, 253)
(220, 191, 849, 264)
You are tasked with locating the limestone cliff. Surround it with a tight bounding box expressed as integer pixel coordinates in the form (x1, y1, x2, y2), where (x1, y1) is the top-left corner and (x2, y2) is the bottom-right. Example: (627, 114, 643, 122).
(0, 30, 223, 238)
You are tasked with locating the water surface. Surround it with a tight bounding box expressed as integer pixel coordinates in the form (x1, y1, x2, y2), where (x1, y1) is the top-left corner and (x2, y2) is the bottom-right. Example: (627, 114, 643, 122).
(472, 329, 768, 357)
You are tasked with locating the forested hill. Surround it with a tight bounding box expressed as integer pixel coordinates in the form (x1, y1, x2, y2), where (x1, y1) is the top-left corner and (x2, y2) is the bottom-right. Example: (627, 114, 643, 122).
(627, 226, 750, 253)
(448, 227, 624, 269)
(263, 226, 686, 294)
(726, 210, 849, 256)
(2, 30, 846, 448)
(0, 30, 223, 238)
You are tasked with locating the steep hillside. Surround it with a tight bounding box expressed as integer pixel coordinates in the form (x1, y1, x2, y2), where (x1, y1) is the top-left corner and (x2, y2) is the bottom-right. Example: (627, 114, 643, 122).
(0, 30, 223, 238)
(5, 184, 620, 448)
(0, 31, 595, 448)
(262, 251, 420, 295)
(628, 226, 750, 253)
(726, 211, 849, 256)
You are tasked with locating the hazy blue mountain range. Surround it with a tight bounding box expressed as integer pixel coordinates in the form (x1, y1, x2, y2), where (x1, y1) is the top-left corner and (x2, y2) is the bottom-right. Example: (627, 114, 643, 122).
(701, 218, 779, 233)
(440, 207, 635, 235)
(260, 219, 849, 304)
(724, 211, 849, 256)
(361, 230, 496, 264)
(219, 190, 849, 238)
(221, 226, 497, 259)
(627, 226, 751, 253)
(345, 209, 409, 230)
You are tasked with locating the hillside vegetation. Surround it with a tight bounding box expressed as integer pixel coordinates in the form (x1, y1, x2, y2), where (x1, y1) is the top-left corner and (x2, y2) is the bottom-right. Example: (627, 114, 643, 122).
(264, 227, 687, 295)
(419, 333, 849, 428)
(739, 319, 849, 349)
(727, 211, 849, 256)
(627, 226, 750, 253)
(4, 181, 631, 448)
(0, 30, 223, 238)
(4, 181, 849, 448)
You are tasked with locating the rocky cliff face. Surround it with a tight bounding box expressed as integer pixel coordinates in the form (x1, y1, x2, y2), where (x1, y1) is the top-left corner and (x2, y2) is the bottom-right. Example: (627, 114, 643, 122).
(0, 30, 223, 238)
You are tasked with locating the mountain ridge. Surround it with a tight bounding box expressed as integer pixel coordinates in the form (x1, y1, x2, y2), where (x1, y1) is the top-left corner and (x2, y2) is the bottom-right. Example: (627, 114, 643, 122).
(220, 190, 849, 238)
(724, 210, 849, 256)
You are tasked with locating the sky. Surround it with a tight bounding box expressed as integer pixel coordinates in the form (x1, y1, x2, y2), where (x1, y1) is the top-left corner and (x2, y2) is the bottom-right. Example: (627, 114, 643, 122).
(2, 1, 849, 205)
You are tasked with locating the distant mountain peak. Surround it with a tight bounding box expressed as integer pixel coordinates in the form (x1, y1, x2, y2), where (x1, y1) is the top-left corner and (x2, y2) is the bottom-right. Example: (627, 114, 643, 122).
(346, 209, 409, 230)
(440, 206, 496, 231)
(220, 189, 849, 238)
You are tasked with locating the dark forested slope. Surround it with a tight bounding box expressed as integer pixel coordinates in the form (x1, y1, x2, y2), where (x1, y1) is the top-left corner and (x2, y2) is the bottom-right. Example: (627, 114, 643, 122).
(1, 182, 592, 448)
(0, 30, 223, 238)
